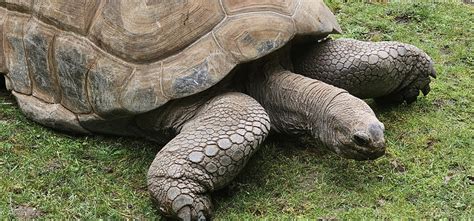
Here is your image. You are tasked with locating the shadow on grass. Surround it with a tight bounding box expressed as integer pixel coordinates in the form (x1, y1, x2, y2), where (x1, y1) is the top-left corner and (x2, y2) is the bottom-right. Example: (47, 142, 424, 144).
(212, 132, 393, 207)
(0, 75, 5, 91)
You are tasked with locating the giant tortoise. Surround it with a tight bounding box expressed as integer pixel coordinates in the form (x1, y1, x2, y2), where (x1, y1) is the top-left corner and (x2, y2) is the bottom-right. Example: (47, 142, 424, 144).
(0, 0, 435, 220)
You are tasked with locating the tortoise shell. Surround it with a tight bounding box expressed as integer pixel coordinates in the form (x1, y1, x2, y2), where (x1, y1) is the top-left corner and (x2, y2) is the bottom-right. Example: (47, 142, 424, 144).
(0, 0, 340, 132)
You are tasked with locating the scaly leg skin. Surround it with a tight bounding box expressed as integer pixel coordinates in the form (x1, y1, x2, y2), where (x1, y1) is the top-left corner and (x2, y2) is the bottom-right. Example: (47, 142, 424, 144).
(246, 64, 385, 160)
(147, 92, 270, 220)
(292, 38, 437, 104)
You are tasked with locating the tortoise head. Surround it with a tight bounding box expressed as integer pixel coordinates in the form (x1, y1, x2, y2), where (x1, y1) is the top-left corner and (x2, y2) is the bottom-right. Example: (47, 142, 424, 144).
(317, 92, 386, 161)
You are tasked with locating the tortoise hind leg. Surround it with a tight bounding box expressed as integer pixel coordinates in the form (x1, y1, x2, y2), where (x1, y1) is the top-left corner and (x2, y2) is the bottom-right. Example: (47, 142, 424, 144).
(292, 38, 436, 104)
(147, 92, 270, 220)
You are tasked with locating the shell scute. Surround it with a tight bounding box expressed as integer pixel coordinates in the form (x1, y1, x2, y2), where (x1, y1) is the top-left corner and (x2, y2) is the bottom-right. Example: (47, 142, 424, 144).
(88, 0, 225, 63)
(0, 8, 8, 73)
(4, 11, 31, 95)
(214, 13, 295, 62)
(221, 0, 298, 15)
(87, 55, 133, 118)
(2, 0, 33, 13)
(54, 33, 96, 114)
(24, 19, 60, 103)
(33, 0, 101, 35)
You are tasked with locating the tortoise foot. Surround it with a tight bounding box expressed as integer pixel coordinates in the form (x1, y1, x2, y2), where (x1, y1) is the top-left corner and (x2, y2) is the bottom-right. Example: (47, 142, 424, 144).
(147, 92, 270, 220)
(292, 38, 436, 104)
(375, 55, 436, 105)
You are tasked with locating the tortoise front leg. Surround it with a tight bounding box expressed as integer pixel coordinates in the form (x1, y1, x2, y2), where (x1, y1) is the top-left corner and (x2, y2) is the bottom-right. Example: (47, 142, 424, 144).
(147, 92, 270, 220)
(292, 38, 436, 104)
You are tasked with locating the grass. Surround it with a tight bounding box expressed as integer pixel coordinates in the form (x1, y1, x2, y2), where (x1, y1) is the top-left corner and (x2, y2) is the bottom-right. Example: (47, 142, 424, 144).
(1, 1, 473, 220)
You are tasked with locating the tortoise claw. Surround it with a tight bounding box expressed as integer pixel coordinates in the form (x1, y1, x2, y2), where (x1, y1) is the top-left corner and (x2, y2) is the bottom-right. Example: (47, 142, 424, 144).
(422, 85, 431, 96)
(176, 208, 209, 221)
(177, 206, 192, 221)
(197, 211, 207, 221)
(404, 88, 419, 104)
(375, 52, 435, 105)
(429, 62, 437, 78)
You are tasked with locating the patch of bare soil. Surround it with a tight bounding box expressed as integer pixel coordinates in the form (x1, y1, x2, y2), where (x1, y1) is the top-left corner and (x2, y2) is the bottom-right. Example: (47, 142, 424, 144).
(440, 45, 453, 55)
(394, 15, 411, 24)
(13, 205, 44, 219)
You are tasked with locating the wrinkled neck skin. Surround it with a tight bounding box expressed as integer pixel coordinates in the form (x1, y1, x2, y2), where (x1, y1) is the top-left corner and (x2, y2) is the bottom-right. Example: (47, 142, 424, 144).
(245, 62, 342, 144)
(244, 53, 384, 158)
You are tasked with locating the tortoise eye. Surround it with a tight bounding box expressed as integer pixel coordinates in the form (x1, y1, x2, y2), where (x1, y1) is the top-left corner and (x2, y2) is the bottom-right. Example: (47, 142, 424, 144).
(353, 133, 370, 146)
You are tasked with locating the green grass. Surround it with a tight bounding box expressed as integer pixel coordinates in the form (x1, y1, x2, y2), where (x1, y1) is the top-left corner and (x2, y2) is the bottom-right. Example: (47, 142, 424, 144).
(1, 2, 473, 219)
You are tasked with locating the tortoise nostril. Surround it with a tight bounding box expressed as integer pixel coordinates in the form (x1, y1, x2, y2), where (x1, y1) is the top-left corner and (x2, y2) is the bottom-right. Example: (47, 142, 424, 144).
(369, 123, 384, 138)
(353, 132, 370, 146)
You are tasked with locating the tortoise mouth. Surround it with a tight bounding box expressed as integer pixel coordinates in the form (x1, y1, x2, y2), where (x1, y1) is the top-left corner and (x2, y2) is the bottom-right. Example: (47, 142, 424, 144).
(339, 147, 386, 161)
(352, 148, 385, 161)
